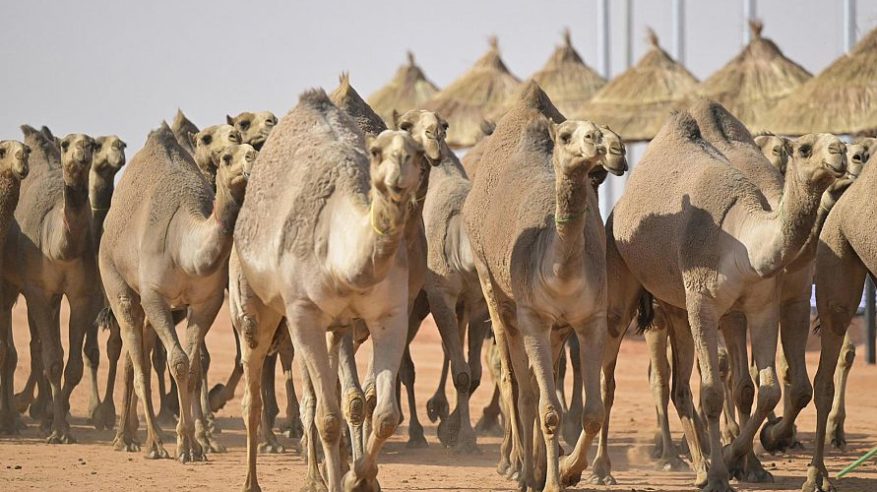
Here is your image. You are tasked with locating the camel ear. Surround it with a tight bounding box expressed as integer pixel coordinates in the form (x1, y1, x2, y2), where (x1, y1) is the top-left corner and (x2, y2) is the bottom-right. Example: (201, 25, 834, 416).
(366, 136, 380, 160)
(188, 131, 197, 148)
(391, 110, 401, 130)
(226, 115, 235, 125)
(547, 122, 558, 143)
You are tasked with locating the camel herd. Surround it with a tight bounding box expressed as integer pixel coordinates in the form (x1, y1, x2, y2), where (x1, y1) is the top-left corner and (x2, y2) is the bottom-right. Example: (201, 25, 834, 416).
(0, 72, 871, 492)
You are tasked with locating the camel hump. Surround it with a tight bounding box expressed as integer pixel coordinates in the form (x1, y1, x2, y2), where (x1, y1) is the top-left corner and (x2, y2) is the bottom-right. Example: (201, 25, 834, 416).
(687, 98, 753, 146)
(299, 88, 333, 109)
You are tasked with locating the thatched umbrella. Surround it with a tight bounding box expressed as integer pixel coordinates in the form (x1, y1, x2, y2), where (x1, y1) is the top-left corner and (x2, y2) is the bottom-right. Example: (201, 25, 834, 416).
(368, 52, 440, 126)
(531, 29, 606, 119)
(577, 30, 698, 142)
(423, 37, 521, 148)
(766, 25, 877, 136)
(685, 20, 811, 131)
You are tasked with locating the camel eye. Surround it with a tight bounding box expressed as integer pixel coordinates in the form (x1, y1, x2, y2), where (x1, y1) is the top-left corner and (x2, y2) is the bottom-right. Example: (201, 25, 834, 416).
(93, 142, 103, 152)
(238, 120, 250, 131)
(559, 132, 572, 145)
(399, 121, 413, 131)
(0, 148, 5, 159)
(230, 132, 242, 144)
(61, 140, 70, 151)
(370, 148, 381, 160)
(200, 135, 212, 146)
(441, 121, 449, 130)
(772, 146, 781, 155)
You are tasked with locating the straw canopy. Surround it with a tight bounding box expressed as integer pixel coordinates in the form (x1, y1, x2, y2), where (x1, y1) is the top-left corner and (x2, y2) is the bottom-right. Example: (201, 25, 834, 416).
(368, 52, 440, 126)
(531, 29, 606, 119)
(423, 37, 521, 148)
(765, 25, 877, 136)
(577, 30, 698, 142)
(685, 20, 811, 131)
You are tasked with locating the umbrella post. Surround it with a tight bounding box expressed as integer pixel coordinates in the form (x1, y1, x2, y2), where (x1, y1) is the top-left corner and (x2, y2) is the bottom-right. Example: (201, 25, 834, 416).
(837, 445, 877, 478)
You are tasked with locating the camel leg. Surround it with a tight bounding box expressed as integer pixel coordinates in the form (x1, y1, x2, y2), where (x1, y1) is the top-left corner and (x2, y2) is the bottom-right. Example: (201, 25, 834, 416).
(340, 310, 408, 491)
(760, 296, 813, 452)
(184, 298, 225, 458)
(0, 289, 20, 434)
(112, 349, 141, 452)
(718, 346, 739, 444)
(475, 343, 503, 437)
(198, 340, 217, 435)
(514, 306, 564, 492)
(645, 324, 688, 471)
(92, 313, 122, 430)
(83, 307, 101, 421)
(724, 298, 781, 484)
(561, 334, 583, 449)
(427, 287, 475, 451)
(298, 358, 325, 490)
(277, 329, 303, 440)
(257, 352, 283, 453)
(209, 329, 243, 413)
(153, 343, 174, 424)
(827, 333, 855, 450)
(335, 328, 364, 463)
(427, 355, 450, 425)
(13, 314, 38, 415)
(680, 294, 730, 492)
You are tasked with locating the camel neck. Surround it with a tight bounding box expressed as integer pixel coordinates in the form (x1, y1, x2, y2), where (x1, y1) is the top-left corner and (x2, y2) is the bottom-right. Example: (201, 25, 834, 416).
(88, 169, 115, 211)
(340, 190, 409, 290)
(0, 173, 21, 240)
(176, 183, 241, 277)
(53, 179, 91, 261)
(548, 164, 590, 283)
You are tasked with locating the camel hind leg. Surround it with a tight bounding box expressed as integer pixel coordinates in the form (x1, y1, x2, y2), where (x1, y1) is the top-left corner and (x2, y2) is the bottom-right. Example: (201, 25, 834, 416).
(827, 333, 855, 449)
(645, 319, 689, 471)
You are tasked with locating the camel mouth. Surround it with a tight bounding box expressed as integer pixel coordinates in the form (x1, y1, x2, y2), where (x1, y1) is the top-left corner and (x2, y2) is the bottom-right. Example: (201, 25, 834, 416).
(606, 165, 626, 177)
(14, 168, 28, 180)
(823, 160, 846, 177)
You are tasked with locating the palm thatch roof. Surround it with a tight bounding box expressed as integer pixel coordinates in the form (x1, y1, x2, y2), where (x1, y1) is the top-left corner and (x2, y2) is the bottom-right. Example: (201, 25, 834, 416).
(684, 20, 811, 131)
(765, 25, 877, 136)
(577, 30, 698, 142)
(531, 29, 606, 119)
(423, 37, 521, 148)
(368, 52, 440, 126)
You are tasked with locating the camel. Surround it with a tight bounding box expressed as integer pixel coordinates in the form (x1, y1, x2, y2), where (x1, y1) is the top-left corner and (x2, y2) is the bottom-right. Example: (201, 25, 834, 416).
(597, 101, 845, 492)
(753, 132, 791, 175)
(86, 135, 128, 430)
(463, 82, 624, 491)
(0, 140, 29, 434)
(227, 112, 278, 151)
(230, 89, 428, 492)
(191, 124, 244, 182)
(4, 128, 104, 444)
(171, 109, 200, 155)
(99, 122, 252, 462)
(804, 138, 877, 492)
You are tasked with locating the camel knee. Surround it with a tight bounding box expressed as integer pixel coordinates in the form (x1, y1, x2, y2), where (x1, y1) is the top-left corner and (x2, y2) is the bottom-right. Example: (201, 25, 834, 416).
(733, 379, 755, 413)
(316, 411, 343, 443)
(701, 383, 724, 419)
(789, 380, 813, 410)
(344, 389, 365, 426)
(372, 405, 400, 440)
(106, 332, 122, 360)
(840, 345, 856, 368)
(757, 376, 781, 411)
(581, 403, 605, 435)
(453, 368, 471, 394)
(84, 344, 100, 368)
(168, 348, 190, 383)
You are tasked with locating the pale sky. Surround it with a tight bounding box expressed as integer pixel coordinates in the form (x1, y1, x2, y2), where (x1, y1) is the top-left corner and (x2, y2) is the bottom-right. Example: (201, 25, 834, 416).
(2, 0, 876, 154)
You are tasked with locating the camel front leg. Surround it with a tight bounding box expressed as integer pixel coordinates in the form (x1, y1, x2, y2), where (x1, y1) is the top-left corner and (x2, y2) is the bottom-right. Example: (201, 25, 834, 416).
(83, 306, 102, 421)
(827, 333, 855, 449)
(337, 328, 365, 462)
(92, 311, 122, 431)
(257, 352, 284, 453)
(645, 324, 688, 471)
(761, 297, 813, 452)
(209, 329, 243, 413)
(561, 334, 584, 448)
(239, 317, 276, 492)
(186, 297, 226, 457)
(344, 310, 408, 492)
(277, 328, 303, 440)
(516, 307, 565, 492)
(62, 293, 102, 423)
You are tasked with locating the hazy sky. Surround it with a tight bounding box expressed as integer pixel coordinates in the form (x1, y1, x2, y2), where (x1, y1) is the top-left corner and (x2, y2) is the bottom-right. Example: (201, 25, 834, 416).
(2, 0, 876, 153)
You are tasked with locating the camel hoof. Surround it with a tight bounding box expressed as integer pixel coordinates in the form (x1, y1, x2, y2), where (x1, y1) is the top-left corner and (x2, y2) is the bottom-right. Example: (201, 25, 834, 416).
(586, 473, 616, 486)
(406, 432, 428, 449)
(759, 417, 794, 453)
(91, 400, 116, 431)
(702, 477, 735, 492)
(258, 440, 285, 454)
(426, 396, 449, 424)
(342, 470, 381, 492)
(113, 434, 141, 452)
(656, 455, 689, 472)
(299, 479, 328, 492)
(452, 436, 481, 455)
(46, 430, 76, 444)
(281, 417, 304, 439)
(146, 441, 170, 459)
(802, 465, 835, 492)
(0, 410, 22, 435)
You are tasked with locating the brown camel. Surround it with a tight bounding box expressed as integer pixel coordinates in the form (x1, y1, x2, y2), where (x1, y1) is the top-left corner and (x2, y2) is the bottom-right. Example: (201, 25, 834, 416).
(227, 111, 277, 151)
(463, 82, 622, 491)
(99, 123, 251, 462)
(804, 138, 877, 492)
(86, 135, 128, 431)
(230, 89, 428, 492)
(0, 139, 30, 434)
(5, 127, 104, 444)
(598, 102, 845, 492)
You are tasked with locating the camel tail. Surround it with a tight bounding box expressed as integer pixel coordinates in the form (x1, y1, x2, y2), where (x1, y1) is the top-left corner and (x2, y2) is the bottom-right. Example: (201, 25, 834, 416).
(96, 306, 118, 333)
(635, 291, 656, 335)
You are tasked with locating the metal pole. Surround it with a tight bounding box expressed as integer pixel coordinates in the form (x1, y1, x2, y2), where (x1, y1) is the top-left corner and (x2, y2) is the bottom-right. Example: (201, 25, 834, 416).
(743, 0, 756, 44)
(671, 0, 685, 63)
(596, 0, 612, 218)
(844, 0, 857, 52)
(624, 0, 633, 69)
(867, 278, 876, 365)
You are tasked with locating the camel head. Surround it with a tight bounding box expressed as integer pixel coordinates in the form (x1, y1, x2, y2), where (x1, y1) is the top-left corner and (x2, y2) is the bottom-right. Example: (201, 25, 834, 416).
(92, 135, 127, 178)
(216, 143, 256, 203)
(226, 111, 277, 151)
(848, 137, 876, 179)
(0, 140, 30, 180)
(597, 125, 627, 176)
(367, 130, 425, 205)
(754, 132, 791, 175)
(788, 133, 846, 186)
(549, 120, 607, 176)
(191, 124, 243, 180)
(60, 133, 96, 187)
(394, 109, 448, 165)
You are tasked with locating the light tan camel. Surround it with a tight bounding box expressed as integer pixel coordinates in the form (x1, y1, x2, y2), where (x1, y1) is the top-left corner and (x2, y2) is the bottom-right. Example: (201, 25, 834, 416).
(0, 140, 29, 434)
(230, 89, 428, 492)
(804, 140, 877, 492)
(597, 102, 845, 492)
(99, 123, 251, 462)
(753, 132, 791, 175)
(227, 111, 277, 151)
(86, 135, 127, 431)
(191, 124, 243, 183)
(463, 82, 621, 492)
(5, 128, 104, 444)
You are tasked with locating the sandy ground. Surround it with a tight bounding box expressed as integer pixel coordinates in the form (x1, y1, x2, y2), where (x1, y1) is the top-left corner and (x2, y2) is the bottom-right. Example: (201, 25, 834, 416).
(1, 300, 876, 492)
